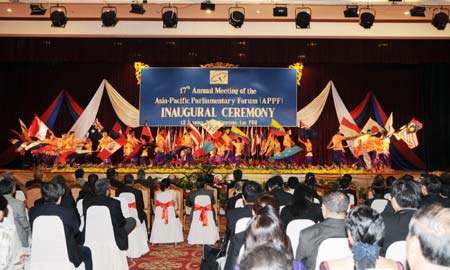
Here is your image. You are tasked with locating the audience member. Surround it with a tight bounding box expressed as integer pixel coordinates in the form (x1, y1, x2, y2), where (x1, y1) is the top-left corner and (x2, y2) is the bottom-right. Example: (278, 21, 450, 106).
(134, 169, 154, 204)
(29, 181, 92, 270)
(295, 191, 349, 270)
(304, 172, 322, 204)
(407, 205, 450, 270)
(381, 177, 421, 255)
(280, 183, 323, 227)
(106, 168, 123, 188)
(0, 176, 31, 248)
(0, 194, 23, 270)
(74, 168, 86, 186)
(25, 170, 44, 188)
(186, 175, 216, 226)
(239, 243, 294, 270)
(267, 175, 293, 206)
(156, 178, 179, 211)
(287, 177, 299, 194)
(420, 174, 447, 208)
(366, 175, 387, 206)
(77, 174, 99, 201)
(116, 174, 147, 228)
(227, 180, 244, 212)
(441, 173, 450, 207)
(53, 175, 76, 209)
(339, 174, 357, 206)
(252, 193, 279, 214)
(385, 176, 396, 192)
(320, 206, 403, 270)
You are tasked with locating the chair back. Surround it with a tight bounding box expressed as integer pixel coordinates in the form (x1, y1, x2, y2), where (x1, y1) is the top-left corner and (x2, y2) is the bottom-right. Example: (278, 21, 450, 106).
(113, 197, 131, 218)
(286, 219, 315, 255)
(315, 238, 351, 270)
(155, 192, 177, 221)
(313, 197, 320, 204)
(25, 186, 42, 208)
(76, 199, 84, 231)
(371, 199, 388, 213)
(383, 193, 392, 200)
(234, 198, 244, 208)
(279, 205, 286, 214)
(235, 217, 251, 234)
(133, 183, 151, 230)
(119, 192, 139, 220)
(15, 190, 26, 201)
(205, 186, 219, 226)
(385, 241, 407, 267)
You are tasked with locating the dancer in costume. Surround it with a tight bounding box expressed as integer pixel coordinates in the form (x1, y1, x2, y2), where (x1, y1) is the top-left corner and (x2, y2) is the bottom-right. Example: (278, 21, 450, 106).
(215, 142, 225, 165)
(377, 135, 392, 171)
(363, 132, 381, 171)
(232, 137, 244, 166)
(222, 127, 235, 165)
(327, 131, 353, 167)
(298, 136, 313, 167)
(123, 131, 142, 165)
(181, 128, 195, 165)
(153, 129, 167, 165)
(283, 129, 296, 165)
(63, 131, 82, 165)
(83, 137, 93, 164)
(96, 131, 114, 165)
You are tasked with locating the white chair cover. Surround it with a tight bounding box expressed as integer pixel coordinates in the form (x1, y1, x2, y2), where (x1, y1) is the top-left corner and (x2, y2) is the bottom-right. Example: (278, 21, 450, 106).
(117, 193, 149, 258)
(234, 198, 244, 208)
(84, 206, 129, 270)
(371, 199, 388, 213)
(150, 192, 184, 244)
(15, 190, 26, 202)
(187, 195, 219, 245)
(383, 193, 392, 200)
(286, 219, 315, 255)
(5, 206, 24, 267)
(30, 216, 85, 270)
(385, 241, 407, 267)
(279, 205, 286, 214)
(235, 217, 251, 234)
(315, 238, 352, 270)
(76, 199, 84, 231)
(113, 197, 131, 218)
(313, 197, 320, 204)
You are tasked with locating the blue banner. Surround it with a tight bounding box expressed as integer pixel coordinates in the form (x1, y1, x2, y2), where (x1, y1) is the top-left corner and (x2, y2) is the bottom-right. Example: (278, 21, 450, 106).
(139, 68, 297, 127)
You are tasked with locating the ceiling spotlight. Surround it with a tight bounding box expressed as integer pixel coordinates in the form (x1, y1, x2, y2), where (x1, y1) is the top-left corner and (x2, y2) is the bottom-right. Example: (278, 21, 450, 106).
(101, 6, 118, 27)
(273, 5, 288, 17)
(50, 5, 67, 28)
(162, 6, 178, 28)
(201, 0, 215, 13)
(359, 7, 375, 29)
(130, 4, 145, 14)
(409, 6, 425, 17)
(432, 8, 449, 30)
(30, 4, 46, 15)
(344, 5, 358, 18)
(229, 7, 245, 28)
(295, 7, 311, 29)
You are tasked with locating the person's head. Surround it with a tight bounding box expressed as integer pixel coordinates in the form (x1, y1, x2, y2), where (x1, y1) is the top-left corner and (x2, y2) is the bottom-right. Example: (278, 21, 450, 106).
(287, 177, 299, 190)
(41, 181, 63, 203)
(0, 176, 15, 195)
(0, 195, 8, 222)
(34, 170, 43, 180)
(196, 174, 207, 190)
(304, 172, 317, 191)
(102, 131, 108, 137)
(52, 175, 68, 193)
(137, 169, 146, 181)
(94, 178, 110, 196)
(390, 178, 421, 211)
(87, 174, 99, 188)
(372, 175, 385, 195)
(441, 173, 450, 198)
(106, 168, 117, 180)
(421, 174, 442, 196)
(160, 178, 171, 192)
(234, 181, 245, 194)
(224, 127, 230, 134)
(74, 168, 84, 179)
(244, 205, 291, 259)
(239, 243, 293, 270)
(322, 191, 349, 218)
(266, 176, 283, 192)
(339, 174, 352, 189)
(233, 169, 243, 181)
(253, 193, 279, 214)
(242, 181, 262, 204)
(186, 127, 191, 134)
(123, 174, 134, 185)
(386, 176, 396, 188)
(291, 184, 313, 212)
(407, 205, 450, 270)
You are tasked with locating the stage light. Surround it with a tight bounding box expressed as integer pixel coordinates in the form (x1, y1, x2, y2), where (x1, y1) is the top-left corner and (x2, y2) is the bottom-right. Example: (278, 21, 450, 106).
(162, 6, 178, 28)
(130, 4, 146, 15)
(410, 6, 425, 17)
(295, 7, 311, 29)
(273, 5, 288, 17)
(229, 7, 245, 28)
(431, 8, 449, 30)
(50, 5, 67, 28)
(201, 1, 215, 13)
(344, 5, 358, 18)
(359, 7, 375, 29)
(30, 4, 46, 15)
(101, 6, 118, 27)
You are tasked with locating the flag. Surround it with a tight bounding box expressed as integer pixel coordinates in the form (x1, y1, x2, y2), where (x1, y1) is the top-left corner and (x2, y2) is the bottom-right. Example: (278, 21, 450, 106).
(10, 129, 28, 143)
(251, 127, 257, 156)
(18, 119, 32, 142)
(97, 135, 127, 161)
(202, 119, 225, 145)
(174, 127, 183, 150)
(57, 151, 77, 164)
(401, 118, 423, 149)
(140, 125, 154, 143)
(260, 127, 267, 156)
(340, 117, 361, 137)
(193, 141, 217, 158)
(88, 119, 103, 141)
(362, 118, 384, 134)
(188, 123, 202, 146)
(270, 119, 285, 136)
(9, 138, 27, 153)
(269, 145, 303, 160)
(164, 127, 171, 154)
(384, 112, 394, 136)
(28, 115, 49, 141)
(123, 144, 143, 162)
(230, 126, 250, 144)
(110, 120, 123, 139)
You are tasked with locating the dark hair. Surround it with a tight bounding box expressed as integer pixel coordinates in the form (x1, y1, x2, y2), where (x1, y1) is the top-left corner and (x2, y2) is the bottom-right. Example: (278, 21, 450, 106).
(242, 181, 262, 203)
(244, 205, 292, 260)
(106, 168, 117, 179)
(74, 168, 84, 178)
(253, 193, 279, 214)
(304, 173, 317, 191)
(234, 181, 245, 192)
(137, 169, 145, 180)
(421, 174, 442, 195)
(408, 205, 450, 267)
(233, 169, 243, 181)
(41, 181, 63, 203)
(441, 173, 450, 197)
(323, 191, 349, 214)
(0, 194, 9, 221)
(372, 175, 385, 195)
(339, 174, 352, 189)
(196, 174, 207, 190)
(289, 184, 312, 217)
(391, 178, 421, 208)
(52, 175, 67, 191)
(385, 176, 396, 188)
(160, 178, 171, 191)
(266, 175, 283, 191)
(287, 177, 299, 190)
(0, 177, 15, 195)
(94, 178, 110, 196)
(87, 174, 99, 186)
(239, 243, 293, 270)
(123, 174, 134, 185)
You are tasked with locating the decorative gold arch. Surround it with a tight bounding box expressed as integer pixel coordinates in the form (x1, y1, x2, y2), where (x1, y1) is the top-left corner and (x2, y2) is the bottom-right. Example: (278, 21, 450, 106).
(288, 62, 304, 86)
(134, 62, 150, 85)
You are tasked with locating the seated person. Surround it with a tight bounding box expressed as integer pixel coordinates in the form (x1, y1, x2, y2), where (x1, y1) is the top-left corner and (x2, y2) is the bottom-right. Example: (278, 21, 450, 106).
(116, 174, 147, 227)
(304, 172, 322, 204)
(77, 174, 99, 202)
(420, 174, 448, 208)
(286, 177, 299, 195)
(29, 181, 93, 270)
(25, 170, 44, 188)
(366, 174, 387, 206)
(0, 194, 24, 270)
(186, 174, 216, 226)
(320, 205, 404, 270)
(339, 174, 357, 206)
(266, 175, 293, 206)
(239, 243, 296, 270)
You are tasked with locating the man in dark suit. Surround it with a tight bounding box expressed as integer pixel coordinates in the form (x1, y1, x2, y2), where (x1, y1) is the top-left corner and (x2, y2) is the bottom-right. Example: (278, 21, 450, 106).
(420, 174, 448, 208)
(116, 173, 147, 228)
(381, 177, 421, 255)
(186, 175, 216, 226)
(295, 191, 349, 270)
(25, 170, 44, 188)
(29, 181, 92, 270)
(226, 180, 244, 213)
(224, 180, 262, 270)
(81, 178, 136, 251)
(267, 175, 292, 206)
(106, 168, 124, 188)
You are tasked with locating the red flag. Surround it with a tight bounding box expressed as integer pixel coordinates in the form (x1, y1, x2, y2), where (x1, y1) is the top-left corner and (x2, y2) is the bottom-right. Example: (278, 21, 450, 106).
(97, 135, 127, 161)
(188, 123, 203, 146)
(123, 144, 143, 162)
(141, 126, 154, 143)
(112, 121, 123, 135)
(28, 115, 49, 140)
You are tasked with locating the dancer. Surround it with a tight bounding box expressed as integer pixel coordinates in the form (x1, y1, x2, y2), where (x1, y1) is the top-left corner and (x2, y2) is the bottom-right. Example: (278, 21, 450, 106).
(298, 136, 313, 167)
(153, 129, 167, 166)
(222, 127, 235, 165)
(327, 131, 353, 167)
(377, 135, 392, 172)
(283, 129, 296, 165)
(363, 132, 381, 171)
(123, 131, 142, 165)
(232, 137, 244, 166)
(181, 128, 195, 165)
(96, 131, 113, 166)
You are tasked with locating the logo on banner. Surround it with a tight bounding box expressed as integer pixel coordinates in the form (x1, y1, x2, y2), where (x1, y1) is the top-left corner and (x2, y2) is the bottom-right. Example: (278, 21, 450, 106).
(210, 70, 228, 84)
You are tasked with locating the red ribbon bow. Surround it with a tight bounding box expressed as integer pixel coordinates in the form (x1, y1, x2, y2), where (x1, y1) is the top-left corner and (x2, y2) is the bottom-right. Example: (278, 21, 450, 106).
(128, 202, 137, 209)
(156, 200, 175, 224)
(194, 204, 212, 226)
